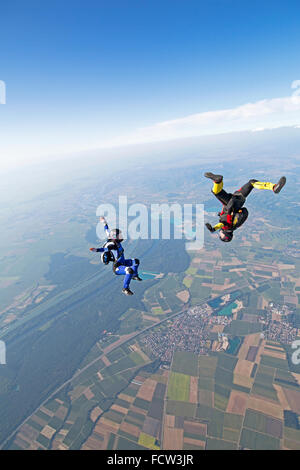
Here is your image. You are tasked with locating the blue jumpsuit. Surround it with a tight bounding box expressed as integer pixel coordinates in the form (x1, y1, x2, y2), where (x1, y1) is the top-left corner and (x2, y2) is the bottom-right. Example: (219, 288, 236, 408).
(96, 224, 140, 290)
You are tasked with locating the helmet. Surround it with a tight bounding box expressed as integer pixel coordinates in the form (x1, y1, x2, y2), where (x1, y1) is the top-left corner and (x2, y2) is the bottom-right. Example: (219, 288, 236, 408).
(101, 250, 115, 265)
(109, 228, 123, 242)
(219, 229, 233, 242)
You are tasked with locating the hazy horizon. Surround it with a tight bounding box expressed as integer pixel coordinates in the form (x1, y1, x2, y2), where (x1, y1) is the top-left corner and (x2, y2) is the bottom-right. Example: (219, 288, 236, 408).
(1, 1, 300, 171)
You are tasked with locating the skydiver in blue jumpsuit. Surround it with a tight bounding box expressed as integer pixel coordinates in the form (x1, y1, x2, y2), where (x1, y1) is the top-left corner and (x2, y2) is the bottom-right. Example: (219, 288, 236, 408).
(90, 217, 142, 296)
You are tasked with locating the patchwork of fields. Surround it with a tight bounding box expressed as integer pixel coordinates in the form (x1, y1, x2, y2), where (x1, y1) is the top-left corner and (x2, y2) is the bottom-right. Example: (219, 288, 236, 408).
(162, 337, 300, 450)
(5, 237, 300, 450)
(9, 331, 300, 450)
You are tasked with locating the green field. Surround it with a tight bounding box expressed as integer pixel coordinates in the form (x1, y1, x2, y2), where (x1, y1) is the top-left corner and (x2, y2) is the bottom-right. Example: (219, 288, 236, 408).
(206, 438, 237, 450)
(168, 372, 190, 401)
(166, 400, 196, 418)
(214, 392, 229, 411)
(198, 376, 214, 391)
(151, 306, 164, 315)
(222, 428, 240, 442)
(138, 433, 160, 450)
(172, 350, 199, 376)
(183, 276, 193, 288)
(198, 356, 218, 377)
(224, 319, 263, 336)
(240, 428, 280, 450)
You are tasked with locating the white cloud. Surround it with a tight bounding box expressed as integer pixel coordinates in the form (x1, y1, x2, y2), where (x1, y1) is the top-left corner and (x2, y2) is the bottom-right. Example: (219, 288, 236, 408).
(1, 93, 300, 173)
(109, 95, 300, 146)
(251, 127, 266, 132)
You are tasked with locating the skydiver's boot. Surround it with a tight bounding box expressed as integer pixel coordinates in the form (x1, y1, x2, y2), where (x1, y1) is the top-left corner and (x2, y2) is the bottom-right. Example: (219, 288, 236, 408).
(132, 275, 143, 281)
(273, 176, 286, 194)
(122, 288, 134, 296)
(204, 172, 223, 183)
(205, 223, 215, 233)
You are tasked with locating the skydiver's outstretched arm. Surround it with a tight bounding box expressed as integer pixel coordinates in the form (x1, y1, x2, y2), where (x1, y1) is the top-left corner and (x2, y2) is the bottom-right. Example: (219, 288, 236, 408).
(90, 217, 112, 252)
(206, 222, 224, 233)
(99, 216, 110, 238)
(90, 247, 104, 252)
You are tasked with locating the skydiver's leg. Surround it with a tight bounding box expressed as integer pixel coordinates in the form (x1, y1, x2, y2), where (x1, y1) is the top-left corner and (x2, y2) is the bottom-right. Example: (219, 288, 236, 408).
(252, 177, 286, 193)
(123, 269, 133, 290)
(124, 258, 139, 273)
(236, 176, 286, 197)
(210, 178, 232, 205)
(124, 259, 142, 281)
(114, 264, 134, 289)
(234, 179, 258, 198)
(115, 259, 140, 289)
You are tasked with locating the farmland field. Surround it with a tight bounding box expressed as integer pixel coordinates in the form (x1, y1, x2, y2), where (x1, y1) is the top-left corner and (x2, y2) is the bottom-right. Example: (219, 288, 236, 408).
(168, 372, 190, 402)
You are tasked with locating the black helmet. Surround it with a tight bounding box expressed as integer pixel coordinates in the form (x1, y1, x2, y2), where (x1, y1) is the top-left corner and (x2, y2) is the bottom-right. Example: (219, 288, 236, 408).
(219, 229, 233, 242)
(101, 250, 115, 265)
(109, 228, 123, 242)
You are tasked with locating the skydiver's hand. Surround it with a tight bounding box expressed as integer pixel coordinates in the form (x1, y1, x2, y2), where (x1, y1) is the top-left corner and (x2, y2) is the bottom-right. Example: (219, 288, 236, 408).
(90, 247, 98, 252)
(205, 223, 215, 233)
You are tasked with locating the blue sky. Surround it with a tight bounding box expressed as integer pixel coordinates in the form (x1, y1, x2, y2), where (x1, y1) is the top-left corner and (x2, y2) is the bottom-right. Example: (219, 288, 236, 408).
(1, 0, 300, 169)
